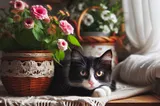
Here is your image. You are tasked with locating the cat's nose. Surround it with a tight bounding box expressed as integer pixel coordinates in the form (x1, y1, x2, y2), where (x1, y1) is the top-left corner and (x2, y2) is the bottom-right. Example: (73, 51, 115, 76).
(88, 80, 94, 85)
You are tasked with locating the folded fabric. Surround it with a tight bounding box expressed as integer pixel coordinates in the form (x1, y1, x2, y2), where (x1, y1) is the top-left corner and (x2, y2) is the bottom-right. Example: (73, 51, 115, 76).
(112, 53, 160, 86)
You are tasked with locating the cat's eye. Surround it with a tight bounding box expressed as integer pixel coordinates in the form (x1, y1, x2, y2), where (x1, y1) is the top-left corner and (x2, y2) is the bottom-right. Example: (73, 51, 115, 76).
(96, 71, 104, 77)
(80, 70, 87, 76)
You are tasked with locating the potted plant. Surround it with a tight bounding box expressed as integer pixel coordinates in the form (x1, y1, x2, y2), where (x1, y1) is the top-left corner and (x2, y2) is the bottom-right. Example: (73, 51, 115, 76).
(68, 0, 124, 37)
(0, 0, 81, 96)
(67, 0, 124, 66)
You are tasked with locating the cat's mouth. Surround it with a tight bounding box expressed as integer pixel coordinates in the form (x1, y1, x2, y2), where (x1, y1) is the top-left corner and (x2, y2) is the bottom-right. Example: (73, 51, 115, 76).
(83, 83, 99, 90)
(89, 85, 95, 89)
(84, 84, 98, 90)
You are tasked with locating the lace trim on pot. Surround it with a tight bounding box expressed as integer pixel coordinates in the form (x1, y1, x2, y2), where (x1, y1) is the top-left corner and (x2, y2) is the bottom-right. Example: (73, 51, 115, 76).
(0, 60, 54, 78)
(3, 53, 52, 58)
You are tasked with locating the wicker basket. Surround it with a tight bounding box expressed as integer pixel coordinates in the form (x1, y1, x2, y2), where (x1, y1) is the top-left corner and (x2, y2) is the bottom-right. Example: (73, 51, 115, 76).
(0, 50, 54, 96)
(76, 6, 126, 66)
(76, 6, 118, 43)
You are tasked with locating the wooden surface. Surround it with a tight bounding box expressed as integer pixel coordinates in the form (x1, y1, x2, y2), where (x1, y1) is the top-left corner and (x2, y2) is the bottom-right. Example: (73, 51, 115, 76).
(110, 94, 160, 103)
(107, 94, 160, 106)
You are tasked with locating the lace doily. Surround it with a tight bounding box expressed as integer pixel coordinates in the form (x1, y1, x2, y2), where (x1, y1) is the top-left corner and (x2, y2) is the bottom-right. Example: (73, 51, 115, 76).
(0, 96, 109, 106)
(0, 60, 54, 78)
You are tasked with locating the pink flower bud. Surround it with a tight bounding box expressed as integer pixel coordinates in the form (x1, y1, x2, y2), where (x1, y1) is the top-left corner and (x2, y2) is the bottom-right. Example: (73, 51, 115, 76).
(13, 14, 21, 22)
(59, 20, 74, 35)
(9, 0, 15, 5)
(57, 39, 68, 51)
(47, 24, 56, 35)
(24, 18, 34, 29)
(43, 16, 50, 23)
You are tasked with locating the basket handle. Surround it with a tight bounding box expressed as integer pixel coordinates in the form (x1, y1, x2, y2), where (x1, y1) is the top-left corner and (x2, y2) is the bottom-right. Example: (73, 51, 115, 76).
(77, 6, 102, 42)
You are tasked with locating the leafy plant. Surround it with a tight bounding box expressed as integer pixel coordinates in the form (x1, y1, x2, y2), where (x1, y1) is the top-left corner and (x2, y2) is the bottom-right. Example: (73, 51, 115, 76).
(68, 0, 124, 36)
(0, 0, 81, 63)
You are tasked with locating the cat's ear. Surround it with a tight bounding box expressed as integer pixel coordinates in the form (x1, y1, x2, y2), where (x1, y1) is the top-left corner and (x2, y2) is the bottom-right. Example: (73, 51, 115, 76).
(100, 49, 112, 61)
(71, 49, 84, 60)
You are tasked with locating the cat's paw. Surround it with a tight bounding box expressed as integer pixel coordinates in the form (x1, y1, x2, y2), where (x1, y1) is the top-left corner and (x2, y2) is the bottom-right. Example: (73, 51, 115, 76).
(92, 86, 111, 97)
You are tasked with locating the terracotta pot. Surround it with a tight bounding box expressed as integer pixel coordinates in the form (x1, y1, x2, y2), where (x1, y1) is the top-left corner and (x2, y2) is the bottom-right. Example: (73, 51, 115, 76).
(0, 50, 54, 96)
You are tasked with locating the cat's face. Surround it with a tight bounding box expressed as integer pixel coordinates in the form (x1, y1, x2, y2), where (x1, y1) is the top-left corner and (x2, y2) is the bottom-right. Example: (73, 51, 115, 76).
(68, 49, 112, 90)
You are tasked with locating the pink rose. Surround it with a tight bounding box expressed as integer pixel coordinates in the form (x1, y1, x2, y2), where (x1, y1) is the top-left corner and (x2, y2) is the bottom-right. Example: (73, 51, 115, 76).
(24, 18, 34, 29)
(59, 20, 74, 35)
(57, 39, 68, 51)
(31, 5, 48, 20)
(13, 0, 25, 11)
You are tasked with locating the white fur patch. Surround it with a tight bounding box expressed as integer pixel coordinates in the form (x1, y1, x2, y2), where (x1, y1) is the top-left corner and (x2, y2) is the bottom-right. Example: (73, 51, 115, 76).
(92, 86, 111, 97)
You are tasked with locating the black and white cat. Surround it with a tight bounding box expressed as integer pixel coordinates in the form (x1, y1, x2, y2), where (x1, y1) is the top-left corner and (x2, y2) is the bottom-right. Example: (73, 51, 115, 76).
(48, 49, 116, 97)
(68, 49, 116, 97)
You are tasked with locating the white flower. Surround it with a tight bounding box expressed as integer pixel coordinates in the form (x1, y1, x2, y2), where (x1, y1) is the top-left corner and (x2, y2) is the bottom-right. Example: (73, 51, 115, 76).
(57, 39, 68, 51)
(103, 25, 110, 33)
(100, 3, 108, 9)
(98, 21, 103, 25)
(101, 10, 110, 21)
(83, 13, 94, 26)
(78, 2, 85, 11)
(109, 23, 114, 30)
(109, 23, 119, 33)
(91, 9, 96, 11)
(101, 10, 118, 24)
(113, 27, 119, 33)
(99, 25, 104, 29)
(100, 25, 110, 34)
(110, 13, 118, 23)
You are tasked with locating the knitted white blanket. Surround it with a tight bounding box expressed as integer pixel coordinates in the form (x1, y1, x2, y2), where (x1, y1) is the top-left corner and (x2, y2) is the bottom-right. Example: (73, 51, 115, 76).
(0, 81, 151, 106)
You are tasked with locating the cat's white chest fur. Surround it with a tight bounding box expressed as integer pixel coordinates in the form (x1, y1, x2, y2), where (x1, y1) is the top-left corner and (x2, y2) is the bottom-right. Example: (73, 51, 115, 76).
(92, 86, 111, 97)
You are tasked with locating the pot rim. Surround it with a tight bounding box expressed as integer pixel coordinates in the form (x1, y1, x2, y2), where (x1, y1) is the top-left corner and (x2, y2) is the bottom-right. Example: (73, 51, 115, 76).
(4, 50, 52, 53)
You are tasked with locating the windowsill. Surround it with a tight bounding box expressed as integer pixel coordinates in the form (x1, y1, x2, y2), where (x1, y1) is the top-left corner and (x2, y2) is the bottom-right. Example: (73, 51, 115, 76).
(107, 93, 160, 106)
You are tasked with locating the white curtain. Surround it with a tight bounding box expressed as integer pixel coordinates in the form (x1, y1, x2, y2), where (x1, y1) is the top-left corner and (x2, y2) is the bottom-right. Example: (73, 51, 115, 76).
(113, 0, 160, 86)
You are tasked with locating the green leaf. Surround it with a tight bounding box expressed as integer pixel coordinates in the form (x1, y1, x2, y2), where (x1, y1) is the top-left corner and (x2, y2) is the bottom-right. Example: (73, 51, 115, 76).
(32, 26, 45, 41)
(54, 20, 59, 25)
(23, 9, 30, 18)
(7, 17, 13, 23)
(67, 35, 81, 47)
(15, 29, 42, 50)
(35, 20, 44, 29)
(47, 40, 57, 50)
(55, 50, 65, 61)
(43, 36, 52, 44)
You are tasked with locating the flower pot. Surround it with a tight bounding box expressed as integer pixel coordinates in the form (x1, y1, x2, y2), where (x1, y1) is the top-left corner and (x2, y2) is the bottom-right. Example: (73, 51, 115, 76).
(0, 50, 54, 96)
(82, 43, 118, 67)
